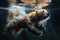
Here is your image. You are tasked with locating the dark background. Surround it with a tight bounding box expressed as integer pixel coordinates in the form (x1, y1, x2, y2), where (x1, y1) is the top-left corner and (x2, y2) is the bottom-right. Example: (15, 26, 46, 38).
(0, 0, 60, 40)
